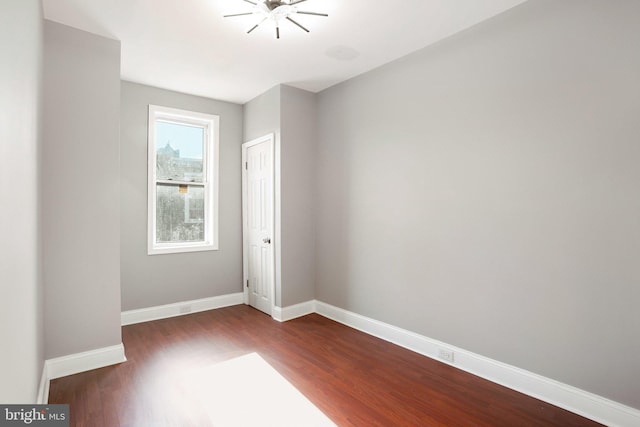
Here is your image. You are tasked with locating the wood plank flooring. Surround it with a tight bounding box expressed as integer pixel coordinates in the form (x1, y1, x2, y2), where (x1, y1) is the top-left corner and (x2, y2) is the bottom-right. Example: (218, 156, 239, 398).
(49, 304, 603, 426)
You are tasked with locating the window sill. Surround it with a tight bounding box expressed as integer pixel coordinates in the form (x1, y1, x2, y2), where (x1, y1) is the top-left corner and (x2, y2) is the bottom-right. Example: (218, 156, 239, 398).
(148, 243, 219, 256)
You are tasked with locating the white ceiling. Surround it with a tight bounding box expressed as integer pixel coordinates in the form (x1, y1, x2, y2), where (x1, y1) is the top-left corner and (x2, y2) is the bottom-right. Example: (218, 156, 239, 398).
(42, 0, 528, 104)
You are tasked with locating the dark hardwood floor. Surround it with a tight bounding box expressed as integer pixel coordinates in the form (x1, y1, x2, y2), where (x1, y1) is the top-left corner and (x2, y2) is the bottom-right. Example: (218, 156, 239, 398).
(49, 305, 602, 426)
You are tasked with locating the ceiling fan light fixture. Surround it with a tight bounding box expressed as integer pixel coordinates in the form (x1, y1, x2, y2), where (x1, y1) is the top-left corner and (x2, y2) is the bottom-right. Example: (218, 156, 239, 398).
(224, 0, 328, 39)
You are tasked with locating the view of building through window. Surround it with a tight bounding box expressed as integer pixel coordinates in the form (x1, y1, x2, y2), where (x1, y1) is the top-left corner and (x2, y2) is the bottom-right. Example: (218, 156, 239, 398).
(155, 184, 205, 242)
(155, 121, 205, 243)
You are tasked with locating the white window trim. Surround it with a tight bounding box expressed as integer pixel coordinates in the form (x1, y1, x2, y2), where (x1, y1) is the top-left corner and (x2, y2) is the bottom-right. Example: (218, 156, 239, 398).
(147, 105, 219, 255)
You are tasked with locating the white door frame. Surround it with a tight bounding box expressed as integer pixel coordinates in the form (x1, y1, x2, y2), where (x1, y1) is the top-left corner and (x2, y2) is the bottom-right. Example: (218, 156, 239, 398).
(242, 134, 276, 315)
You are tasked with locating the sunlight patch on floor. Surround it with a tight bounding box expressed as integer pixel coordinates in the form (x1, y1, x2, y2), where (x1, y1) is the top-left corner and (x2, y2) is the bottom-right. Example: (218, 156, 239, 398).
(176, 352, 336, 426)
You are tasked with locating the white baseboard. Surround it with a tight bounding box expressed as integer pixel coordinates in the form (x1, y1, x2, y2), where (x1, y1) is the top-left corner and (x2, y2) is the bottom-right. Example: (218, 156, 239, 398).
(310, 300, 640, 427)
(45, 343, 127, 381)
(272, 300, 316, 322)
(121, 293, 244, 326)
(36, 363, 49, 404)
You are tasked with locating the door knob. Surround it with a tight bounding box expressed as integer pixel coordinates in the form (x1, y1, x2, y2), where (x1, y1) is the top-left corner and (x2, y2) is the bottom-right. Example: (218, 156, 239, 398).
(263, 237, 271, 244)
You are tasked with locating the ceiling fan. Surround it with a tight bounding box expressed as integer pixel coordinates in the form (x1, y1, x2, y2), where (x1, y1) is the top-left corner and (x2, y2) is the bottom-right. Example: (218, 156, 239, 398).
(224, 0, 328, 39)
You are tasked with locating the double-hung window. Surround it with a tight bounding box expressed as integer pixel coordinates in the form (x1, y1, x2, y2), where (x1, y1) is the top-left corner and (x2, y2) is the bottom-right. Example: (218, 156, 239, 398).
(148, 105, 219, 255)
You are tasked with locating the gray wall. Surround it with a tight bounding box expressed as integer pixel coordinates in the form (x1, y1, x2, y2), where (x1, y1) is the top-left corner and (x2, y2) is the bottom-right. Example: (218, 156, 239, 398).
(120, 82, 243, 310)
(315, 0, 640, 409)
(243, 85, 281, 143)
(243, 85, 316, 307)
(280, 86, 316, 306)
(43, 21, 122, 358)
(0, 0, 44, 403)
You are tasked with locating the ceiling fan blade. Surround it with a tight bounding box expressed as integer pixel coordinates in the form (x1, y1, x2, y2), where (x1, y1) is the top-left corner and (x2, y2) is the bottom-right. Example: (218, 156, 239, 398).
(296, 11, 328, 17)
(286, 16, 309, 33)
(243, 0, 258, 5)
(288, 0, 308, 5)
(276, 25, 281, 39)
(247, 17, 267, 34)
(224, 12, 254, 18)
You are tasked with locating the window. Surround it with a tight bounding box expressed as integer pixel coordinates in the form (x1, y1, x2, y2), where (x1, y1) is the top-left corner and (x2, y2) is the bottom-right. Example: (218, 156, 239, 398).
(148, 105, 219, 254)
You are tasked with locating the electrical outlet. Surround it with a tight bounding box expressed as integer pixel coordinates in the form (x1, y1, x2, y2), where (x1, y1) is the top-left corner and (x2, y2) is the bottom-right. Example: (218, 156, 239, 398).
(438, 348, 455, 363)
(179, 305, 191, 314)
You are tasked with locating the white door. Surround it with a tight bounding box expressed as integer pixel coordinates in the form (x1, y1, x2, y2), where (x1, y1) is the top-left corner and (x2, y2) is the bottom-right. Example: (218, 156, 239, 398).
(242, 135, 274, 315)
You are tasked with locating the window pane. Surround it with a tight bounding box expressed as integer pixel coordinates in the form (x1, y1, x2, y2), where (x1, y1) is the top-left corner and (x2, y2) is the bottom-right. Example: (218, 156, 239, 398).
(156, 121, 204, 182)
(156, 184, 205, 243)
